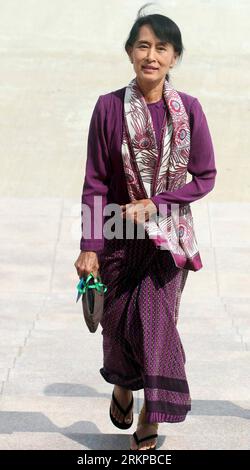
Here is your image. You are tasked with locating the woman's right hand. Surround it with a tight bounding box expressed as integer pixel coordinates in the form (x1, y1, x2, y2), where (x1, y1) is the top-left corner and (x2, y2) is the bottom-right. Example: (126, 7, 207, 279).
(74, 251, 99, 279)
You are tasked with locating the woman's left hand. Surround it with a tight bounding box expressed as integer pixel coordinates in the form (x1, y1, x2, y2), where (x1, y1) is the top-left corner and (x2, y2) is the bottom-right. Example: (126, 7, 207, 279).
(120, 199, 157, 224)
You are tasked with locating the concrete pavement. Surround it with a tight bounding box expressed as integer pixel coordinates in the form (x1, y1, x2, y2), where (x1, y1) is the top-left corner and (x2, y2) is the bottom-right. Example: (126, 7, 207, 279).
(0, 198, 249, 450)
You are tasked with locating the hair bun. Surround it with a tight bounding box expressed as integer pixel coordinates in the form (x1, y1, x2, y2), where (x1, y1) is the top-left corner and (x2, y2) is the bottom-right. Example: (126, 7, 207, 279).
(137, 2, 163, 18)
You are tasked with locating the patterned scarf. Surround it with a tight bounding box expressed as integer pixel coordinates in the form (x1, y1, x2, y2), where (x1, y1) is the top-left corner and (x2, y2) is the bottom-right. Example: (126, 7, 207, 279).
(121, 77, 202, 271)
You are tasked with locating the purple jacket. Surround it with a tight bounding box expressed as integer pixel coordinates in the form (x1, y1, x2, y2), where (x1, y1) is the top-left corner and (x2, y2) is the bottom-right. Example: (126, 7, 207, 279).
(80, 86, 217, 252)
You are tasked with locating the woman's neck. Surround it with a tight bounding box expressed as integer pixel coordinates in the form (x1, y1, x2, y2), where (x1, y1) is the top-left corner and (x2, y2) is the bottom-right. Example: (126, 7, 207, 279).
(136, 77, 164, 103)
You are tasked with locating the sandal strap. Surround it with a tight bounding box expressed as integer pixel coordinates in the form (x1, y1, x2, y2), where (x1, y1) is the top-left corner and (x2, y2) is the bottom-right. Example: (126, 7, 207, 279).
(133, 431, 158, 445)
(112, 390, 133, 416)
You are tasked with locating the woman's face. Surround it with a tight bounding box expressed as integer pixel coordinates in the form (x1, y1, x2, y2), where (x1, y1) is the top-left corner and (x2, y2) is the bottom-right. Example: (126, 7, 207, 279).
(128, 24, 178, 85)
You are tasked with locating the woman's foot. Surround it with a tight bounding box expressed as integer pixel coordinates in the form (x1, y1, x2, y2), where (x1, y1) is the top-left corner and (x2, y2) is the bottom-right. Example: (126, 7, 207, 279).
(130, 423, 158, 450)
(130, 402, 158, 450)
(110, 385, 133, 425)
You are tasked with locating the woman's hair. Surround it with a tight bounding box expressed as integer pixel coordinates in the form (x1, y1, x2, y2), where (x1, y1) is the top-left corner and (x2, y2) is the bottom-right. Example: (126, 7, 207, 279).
(124, 3, 184, 81)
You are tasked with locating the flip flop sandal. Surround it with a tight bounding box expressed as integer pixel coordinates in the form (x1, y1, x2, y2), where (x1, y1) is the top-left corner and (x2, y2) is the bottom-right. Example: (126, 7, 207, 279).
(130, 431, 158, 451)
(109, 390, 134, 430)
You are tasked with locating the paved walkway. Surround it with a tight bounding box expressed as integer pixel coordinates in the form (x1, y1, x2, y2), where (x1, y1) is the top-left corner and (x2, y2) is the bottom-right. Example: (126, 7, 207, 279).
(0, 198, 249, 449)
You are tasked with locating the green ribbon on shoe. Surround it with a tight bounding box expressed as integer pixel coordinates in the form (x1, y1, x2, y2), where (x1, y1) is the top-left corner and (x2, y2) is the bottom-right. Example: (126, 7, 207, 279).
(77, 272, 108, 295)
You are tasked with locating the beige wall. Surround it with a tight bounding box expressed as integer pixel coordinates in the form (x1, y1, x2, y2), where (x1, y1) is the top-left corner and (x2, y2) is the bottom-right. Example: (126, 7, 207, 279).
(0, 0, 249, 200)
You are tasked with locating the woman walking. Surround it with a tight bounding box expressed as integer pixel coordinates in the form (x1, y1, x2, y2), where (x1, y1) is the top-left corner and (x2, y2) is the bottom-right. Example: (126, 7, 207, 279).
(74, 6, 216, 450)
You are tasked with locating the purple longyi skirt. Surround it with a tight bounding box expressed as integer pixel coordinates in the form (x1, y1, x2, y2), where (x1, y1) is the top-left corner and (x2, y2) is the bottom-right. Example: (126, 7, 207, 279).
(98, 228, 190, 424)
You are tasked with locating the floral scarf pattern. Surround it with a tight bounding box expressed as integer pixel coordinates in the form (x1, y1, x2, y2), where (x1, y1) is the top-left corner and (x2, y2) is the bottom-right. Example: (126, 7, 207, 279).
(121, 77, 202, 271)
